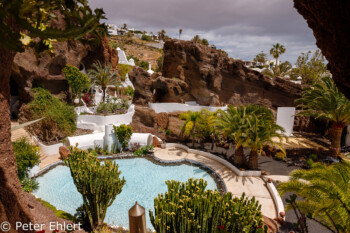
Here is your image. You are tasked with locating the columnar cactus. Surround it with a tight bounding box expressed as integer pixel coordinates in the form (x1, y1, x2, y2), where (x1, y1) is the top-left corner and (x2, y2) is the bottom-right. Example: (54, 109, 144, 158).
(64, 147, 126, 232)
(149, 178, 267, 233)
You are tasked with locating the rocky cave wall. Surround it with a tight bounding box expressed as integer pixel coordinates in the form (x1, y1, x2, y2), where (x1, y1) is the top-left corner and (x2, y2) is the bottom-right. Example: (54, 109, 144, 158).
(11, 36, 118, 104)
(293, 0, 350, 100)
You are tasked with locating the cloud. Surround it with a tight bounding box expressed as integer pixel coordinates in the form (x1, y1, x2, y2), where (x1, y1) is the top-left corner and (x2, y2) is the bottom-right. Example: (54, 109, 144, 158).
(89, 0, 317, 62)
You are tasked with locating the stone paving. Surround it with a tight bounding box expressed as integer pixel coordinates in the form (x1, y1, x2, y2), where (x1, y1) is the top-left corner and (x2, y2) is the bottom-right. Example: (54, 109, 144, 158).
(153, 147, 277, 219)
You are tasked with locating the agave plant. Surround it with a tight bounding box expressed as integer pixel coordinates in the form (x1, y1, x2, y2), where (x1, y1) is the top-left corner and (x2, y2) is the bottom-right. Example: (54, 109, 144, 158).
(88, 61, 120, 102)
(278, 161, 350, 233)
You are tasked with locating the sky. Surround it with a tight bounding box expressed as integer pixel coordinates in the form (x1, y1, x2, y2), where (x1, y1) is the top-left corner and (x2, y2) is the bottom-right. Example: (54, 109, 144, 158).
(89, 0, 317, 63)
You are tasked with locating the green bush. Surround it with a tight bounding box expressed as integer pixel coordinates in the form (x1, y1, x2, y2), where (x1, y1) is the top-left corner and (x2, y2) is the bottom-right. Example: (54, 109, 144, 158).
(113, 124, 133, 151)
(62, 65, 90, 102)
(118, 64, 133, 80)
(13, 137, 40, 180)
(122, 86, 134, 98)
(21, 177, 39, 193)
(141, 34, 152, 41)
(150, 178, 267, 233)
(20, 88, 77, 143)
(133, 145, 154, 156)
(137, 60, 149, 70)
(96, 101, 129, 115)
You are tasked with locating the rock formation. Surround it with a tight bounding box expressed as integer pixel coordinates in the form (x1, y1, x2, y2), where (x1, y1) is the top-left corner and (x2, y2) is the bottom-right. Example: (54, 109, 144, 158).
(11, 36, 118, 104)
(130, 105, 185, 141)
(293, 0, 350, 100)
(130, 39, 302, 109)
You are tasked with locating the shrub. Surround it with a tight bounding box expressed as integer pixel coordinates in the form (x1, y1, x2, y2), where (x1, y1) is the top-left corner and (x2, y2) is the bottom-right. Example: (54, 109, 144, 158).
(13, 137, 40, 180)
(118, 64, 133, 80)
(21, 177, 39, 193)
(134, 145, 154, 156)
(96, 101, 129, 115)
(137, 60, 149, 70)
(141, 34, 152, 41)
(113, 124, 133, 151)
(150, 178, 267, 233)
(122, 86, 134, 98)
(62, 65, 90, 102)
(129, 142, 141, 152)
(20, 88, 77, 143)
(274, 152, 286, 160)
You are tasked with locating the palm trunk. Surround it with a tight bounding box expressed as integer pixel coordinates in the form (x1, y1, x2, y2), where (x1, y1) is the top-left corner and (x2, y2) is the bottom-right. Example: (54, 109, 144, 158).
(330, 124, 344, 158)
(0, 44, 35, 232)
(248, 149, 259, 170)
(234, 146, 245, 166)
(275, 57, 278, 69)
(102, 86, 106, 102)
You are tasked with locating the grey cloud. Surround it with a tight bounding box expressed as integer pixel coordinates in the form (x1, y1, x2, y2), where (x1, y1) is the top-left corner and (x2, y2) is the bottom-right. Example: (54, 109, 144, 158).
(89, 0, 317, 62)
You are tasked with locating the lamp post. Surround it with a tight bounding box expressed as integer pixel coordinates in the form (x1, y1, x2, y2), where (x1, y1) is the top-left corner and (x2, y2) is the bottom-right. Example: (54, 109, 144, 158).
(129, 202, 146, 233)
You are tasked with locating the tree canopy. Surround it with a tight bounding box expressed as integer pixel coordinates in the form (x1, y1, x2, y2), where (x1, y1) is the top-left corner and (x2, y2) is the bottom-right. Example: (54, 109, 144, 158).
(0, 0, 106, 54)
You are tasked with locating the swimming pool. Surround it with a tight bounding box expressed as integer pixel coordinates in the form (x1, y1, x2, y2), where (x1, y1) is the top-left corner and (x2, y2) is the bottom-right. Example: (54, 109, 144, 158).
(34, 157, 218, 229)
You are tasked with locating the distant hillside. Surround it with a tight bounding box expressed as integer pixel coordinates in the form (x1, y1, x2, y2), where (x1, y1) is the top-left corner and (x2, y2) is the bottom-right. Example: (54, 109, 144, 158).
(109, 35, 163, 71)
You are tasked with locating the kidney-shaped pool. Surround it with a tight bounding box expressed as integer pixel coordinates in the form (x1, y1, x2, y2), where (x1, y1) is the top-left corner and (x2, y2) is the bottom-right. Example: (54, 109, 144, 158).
(34, 157, 218, 229)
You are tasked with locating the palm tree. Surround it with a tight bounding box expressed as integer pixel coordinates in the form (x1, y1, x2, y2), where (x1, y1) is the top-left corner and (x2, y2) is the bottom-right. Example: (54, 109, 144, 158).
(87, 61, 119, 102)
(216, 104, 285, 169)
(215, 105, 252, 166)
(262, 61, 292, 78)
(245, 111, 285, 169)
(158, 29, 166, 40)
(253, 51, 267, 65)
(179, 28, 183, 40)
(270, 43, 286, 69)
(296, 76, 350, 158)
(192, 35, 201, 43)
(278, 161, 350, 233)
(179, 111, 202, 147)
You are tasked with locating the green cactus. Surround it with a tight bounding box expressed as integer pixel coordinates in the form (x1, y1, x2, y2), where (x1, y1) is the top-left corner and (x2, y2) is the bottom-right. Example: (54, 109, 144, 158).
(64, 147, 126, 232)
(150, 178, 267, 233)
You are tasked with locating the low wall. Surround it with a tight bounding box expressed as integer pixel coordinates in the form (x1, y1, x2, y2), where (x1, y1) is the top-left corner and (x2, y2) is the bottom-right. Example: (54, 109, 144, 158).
(263, 177, 285, 220)
(165, 143, 261, 177)
(149, 103, 227, 114)
(66, 131, 154, 152)
(77, 105, 135, 131)
(32, 136, 63, 156)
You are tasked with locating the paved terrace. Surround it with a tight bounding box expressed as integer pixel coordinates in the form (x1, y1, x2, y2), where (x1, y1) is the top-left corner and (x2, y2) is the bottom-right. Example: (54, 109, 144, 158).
(153, 147, 277, 219)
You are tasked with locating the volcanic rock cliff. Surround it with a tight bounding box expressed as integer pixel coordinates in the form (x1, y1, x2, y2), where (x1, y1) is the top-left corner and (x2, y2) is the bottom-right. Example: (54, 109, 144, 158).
(294, 0, 350, 100)
(11, 36, 118, 104)
(130, 39, 302, 109)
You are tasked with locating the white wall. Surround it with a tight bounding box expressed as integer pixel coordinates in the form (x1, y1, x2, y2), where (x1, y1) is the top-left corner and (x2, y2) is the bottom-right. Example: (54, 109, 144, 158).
(276, 107, 295, 136)
(32, 136, 63, 156)
(77, 105, 135, 132)
(346, 125, 350, 146)
(149, 103, 227, 114)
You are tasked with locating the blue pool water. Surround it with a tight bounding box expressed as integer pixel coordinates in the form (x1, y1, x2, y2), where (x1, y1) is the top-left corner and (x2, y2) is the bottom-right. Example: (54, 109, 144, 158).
(34, 158, 218, 229)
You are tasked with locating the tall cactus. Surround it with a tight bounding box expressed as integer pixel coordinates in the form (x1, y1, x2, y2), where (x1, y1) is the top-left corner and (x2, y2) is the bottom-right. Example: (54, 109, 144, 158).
(64, 147, 126, 232)
(150, 178, 267, 233)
